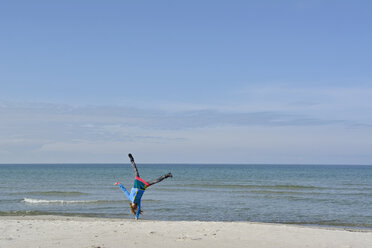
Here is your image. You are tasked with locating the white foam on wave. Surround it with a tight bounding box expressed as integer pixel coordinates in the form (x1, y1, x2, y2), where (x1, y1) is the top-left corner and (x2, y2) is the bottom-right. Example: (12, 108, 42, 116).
(23, 198, 98, 204)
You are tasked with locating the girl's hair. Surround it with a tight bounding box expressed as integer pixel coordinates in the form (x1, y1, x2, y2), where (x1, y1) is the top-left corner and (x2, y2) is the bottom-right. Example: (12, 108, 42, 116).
(129, 203, 143, 215)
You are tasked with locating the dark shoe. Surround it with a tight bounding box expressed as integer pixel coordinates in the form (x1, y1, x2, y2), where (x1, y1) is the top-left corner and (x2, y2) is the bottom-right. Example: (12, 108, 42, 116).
(166, 172, 173, 178)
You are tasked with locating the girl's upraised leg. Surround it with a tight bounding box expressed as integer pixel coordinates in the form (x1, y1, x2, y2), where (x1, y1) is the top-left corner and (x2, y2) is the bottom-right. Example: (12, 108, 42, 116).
(128, 153, 140, 178)
(147, 172, 173, 187)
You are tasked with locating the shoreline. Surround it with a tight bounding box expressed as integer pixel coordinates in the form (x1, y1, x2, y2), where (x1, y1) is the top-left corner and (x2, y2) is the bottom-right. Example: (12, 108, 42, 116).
(2, 213, 372, 232)
(2, 215, 372, 232)
(1, 215, 372, 248)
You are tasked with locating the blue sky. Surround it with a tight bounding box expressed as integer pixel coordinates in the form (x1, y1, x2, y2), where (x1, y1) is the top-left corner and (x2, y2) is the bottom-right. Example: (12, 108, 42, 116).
(1, 1, 371, 164)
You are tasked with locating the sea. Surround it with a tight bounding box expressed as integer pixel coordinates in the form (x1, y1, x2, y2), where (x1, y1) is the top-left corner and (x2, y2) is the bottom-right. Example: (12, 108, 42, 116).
(0, 164, 371, 229)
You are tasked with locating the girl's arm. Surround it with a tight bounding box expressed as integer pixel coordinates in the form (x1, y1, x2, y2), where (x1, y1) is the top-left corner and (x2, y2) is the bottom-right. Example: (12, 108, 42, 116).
(117, 183, 131, 201)
(135, 201, 141, 220)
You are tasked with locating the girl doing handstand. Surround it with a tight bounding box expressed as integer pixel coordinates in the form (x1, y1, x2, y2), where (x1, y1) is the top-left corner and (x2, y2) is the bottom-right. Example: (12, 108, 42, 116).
(115, 153, 172, 219)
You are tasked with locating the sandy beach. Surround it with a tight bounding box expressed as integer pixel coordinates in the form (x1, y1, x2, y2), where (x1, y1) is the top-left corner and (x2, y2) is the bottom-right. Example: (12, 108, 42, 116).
(1, 216, 371, 248)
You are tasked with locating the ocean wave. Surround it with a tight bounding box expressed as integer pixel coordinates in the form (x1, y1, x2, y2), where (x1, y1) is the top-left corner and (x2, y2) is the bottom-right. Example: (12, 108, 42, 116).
(23, 198, 122, 205)
(262, 184, 320, 190)
(0, 199, 22, 204)
(10, 191, 89, 196)
(170, 184, 321, 190)
(283, 221, 372, 229)
(0, 210, 101, 217)
(0, 210, 55, 216)
(250, 190, 312, 195)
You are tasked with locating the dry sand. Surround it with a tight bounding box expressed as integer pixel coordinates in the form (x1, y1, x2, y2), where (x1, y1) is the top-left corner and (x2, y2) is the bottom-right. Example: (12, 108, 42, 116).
(1, 216, 372, 248)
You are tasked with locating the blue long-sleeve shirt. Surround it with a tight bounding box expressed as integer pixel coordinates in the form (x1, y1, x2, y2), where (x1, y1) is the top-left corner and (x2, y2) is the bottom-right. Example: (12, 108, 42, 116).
(117, 177, 149, 219)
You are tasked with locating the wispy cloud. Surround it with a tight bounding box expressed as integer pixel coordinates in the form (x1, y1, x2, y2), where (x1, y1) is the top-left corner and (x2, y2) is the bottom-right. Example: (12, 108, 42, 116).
(1, 84, 371, 164)
(1, 99, 365, 138)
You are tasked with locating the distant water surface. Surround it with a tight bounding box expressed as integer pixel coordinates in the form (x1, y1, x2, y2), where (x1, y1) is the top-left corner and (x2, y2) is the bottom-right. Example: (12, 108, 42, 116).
(0, 164, 371, 229)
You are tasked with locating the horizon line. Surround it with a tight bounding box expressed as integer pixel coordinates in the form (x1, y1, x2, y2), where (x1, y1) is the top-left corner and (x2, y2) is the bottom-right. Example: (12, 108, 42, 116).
(0, 163, 371, 166)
